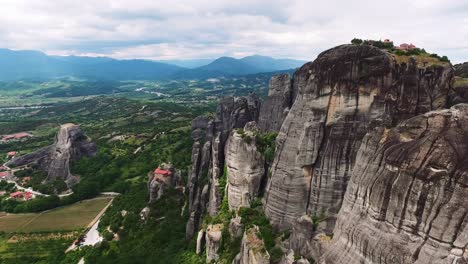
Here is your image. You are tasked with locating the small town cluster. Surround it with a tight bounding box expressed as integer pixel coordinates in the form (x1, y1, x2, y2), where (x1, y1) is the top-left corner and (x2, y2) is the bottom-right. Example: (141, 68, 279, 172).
(0, 131, 36, 202)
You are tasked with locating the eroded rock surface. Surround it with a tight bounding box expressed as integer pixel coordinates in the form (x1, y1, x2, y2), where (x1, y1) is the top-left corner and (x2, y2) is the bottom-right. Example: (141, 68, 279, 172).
(258, 74, 294, 132)
(206, 224, 224, 263)
(455, 62, 468, 77)
(186, 95, 261, 239)
(7, 123, 97, 186)
(322, 104, 468, 264)
(264, 44, 454, 232)
(234, 226, 270, 264)
(226, 122, 265, 210)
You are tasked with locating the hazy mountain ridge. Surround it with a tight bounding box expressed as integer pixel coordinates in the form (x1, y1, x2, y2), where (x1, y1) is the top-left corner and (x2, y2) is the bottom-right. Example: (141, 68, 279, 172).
(0, 48, 306, 81)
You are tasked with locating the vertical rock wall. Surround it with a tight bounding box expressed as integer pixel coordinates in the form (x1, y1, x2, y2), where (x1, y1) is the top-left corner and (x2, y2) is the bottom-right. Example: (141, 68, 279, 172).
(322, 104, 468, 264)
(264, 44, 453, 232)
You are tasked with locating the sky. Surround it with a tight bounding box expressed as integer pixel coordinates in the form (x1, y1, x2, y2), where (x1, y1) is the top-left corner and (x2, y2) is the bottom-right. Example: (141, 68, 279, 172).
(1, 0, 468, 63)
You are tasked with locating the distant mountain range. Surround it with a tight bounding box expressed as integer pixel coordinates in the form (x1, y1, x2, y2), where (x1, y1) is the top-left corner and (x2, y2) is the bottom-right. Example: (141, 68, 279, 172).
(0, 49, 306, 81)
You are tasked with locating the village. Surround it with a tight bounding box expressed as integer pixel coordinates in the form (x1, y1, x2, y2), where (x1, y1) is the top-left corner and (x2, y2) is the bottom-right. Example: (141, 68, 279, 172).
(0, 131, 38, 203)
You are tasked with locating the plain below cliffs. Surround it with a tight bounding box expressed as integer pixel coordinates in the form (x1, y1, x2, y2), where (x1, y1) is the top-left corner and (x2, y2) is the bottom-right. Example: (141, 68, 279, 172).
(263, 44, 453, 232)
(7, 123, 97, 186)
(322, 104, 468, 264)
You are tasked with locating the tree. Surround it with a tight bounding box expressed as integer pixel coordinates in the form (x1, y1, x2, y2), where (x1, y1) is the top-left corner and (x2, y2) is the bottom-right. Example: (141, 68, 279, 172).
(351, 38, 363, 45)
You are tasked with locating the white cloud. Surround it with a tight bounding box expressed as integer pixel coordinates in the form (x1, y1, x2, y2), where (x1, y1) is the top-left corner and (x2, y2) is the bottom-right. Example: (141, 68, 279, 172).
(0, 0, 467, 62)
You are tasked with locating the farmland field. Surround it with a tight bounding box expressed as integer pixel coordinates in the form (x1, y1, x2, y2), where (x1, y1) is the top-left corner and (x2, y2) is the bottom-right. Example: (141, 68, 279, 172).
(0, 197, 112, 233)
(0, 232, 75, 263)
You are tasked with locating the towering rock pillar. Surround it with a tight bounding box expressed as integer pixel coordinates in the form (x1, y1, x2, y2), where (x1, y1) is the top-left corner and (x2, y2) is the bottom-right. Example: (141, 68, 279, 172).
(322, 104, 468, 264)
(264, 44, 454, 232)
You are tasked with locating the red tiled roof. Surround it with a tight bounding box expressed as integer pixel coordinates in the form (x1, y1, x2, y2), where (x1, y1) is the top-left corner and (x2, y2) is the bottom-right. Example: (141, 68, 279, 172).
(0, 172, 9, 178)
(14, 132, 31, 139)
(7, 151, 17, 156)
(154, 168, 172, 175)
(10, 191, 23, 198)
(24, 192, 32, 200)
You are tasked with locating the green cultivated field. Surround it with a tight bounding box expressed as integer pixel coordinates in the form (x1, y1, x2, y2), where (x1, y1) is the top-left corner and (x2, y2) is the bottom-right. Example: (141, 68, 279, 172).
(0, 197, 112, 233)
(0, 233, 74, 263)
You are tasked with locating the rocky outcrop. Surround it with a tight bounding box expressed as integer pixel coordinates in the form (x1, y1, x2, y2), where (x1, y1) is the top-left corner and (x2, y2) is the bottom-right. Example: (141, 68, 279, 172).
(205, 224, 224, 263)
(233, 226, 270, 264)
(322, 104, 468, 264)
(258, 74, 294, 132)
(7, 123, 97, 186)
(449, 85, 468, 106)
(264, 44, 454, 232)
(455, 62, 468, 77)
(186, 95, 261, 239)
(196, 229, 205, 255)
(229, 216, 244, 238)
(226, 122, 265, 210)
(148, 163, 180, 203)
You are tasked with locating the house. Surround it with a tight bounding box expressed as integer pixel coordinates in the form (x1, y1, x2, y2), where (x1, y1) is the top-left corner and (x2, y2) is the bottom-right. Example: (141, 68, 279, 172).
(396, 43, 417, 50)
(0, 171, 10, 179)
(154, 168, 172, 176)
(1, 132, 32, 143)
(6, 151, 17, 158)
(0, 191, 6, 196)
(10, 191, 23, 199)
(10, 191, 33, 201)
(24, 192, 33, 200)
(21, 176, 31, 185)
(153, 168, 173, 185)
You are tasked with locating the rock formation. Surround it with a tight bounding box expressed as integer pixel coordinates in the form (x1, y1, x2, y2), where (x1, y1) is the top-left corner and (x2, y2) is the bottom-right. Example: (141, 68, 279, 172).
(322, 104, 468, 264)
(186, 95, 261, 239)
(233, 226, 270, 264)
(455, 62, 468, 77)
(225, 122, 265, 210)
(229, 216, 244, 238)
(258, 74, 295, 132)
(205, 224, 224, 263)
(264, 44, 454, 232)
(148, 163, 180, 203)
(7, 123, 97, 186)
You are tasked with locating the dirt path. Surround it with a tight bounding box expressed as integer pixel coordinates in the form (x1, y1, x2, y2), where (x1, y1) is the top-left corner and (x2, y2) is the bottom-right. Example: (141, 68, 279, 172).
(86, 198, 114, 229)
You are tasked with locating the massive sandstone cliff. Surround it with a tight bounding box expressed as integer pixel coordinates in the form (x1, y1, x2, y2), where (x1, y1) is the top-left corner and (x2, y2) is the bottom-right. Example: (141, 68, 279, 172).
(186, 44, 463, 264)
(322, 104, 468, 264)
(263, 44, 454, 232)
(7, 123, 97, 186)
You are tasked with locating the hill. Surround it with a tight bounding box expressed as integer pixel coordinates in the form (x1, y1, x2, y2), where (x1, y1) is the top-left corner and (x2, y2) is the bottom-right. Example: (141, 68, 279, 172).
(172, 55, 305, 79)
(0, 49, 305, 81)
(0, 49, 184, 81)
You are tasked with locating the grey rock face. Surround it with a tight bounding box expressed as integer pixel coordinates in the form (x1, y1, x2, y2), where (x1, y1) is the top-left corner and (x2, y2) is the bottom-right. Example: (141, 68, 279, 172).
(229, 216, 244, 238)
(226, 122, 265, 210)
(264, 44, 454, 232)
(288, 215, 314, 258)
(454, 62, 468, 77)
(234, 226, 270, 264)
(196, 229, 205, 255)
(322, 104, 468, 264)
(449, 85, 468, 106)
(258, 74, 294, 132)
(7, 123, 97, 186)
(186, 95, 261, 239)
(206, 224, 224, 263)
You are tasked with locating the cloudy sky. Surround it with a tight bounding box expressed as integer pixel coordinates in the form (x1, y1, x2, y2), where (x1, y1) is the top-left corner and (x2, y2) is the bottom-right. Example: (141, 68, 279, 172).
(1, 0, 468, 63)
